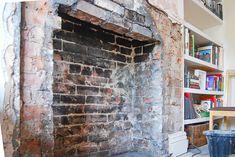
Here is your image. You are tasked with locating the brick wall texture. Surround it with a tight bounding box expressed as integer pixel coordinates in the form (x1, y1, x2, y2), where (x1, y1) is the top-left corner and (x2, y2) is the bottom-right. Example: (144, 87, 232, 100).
(3, 0, 183, 157)
(52, 12, 160, 156)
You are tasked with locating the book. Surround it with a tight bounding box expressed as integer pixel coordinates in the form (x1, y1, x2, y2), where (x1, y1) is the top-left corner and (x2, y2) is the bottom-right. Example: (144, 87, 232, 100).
(184, 28, 189, 55)
(218, 47, 224, 68)
(189, 34, 195, 57)
(190, 74, 200, 89)
(198, 45, 213, 63)
(206, 76, 215, 91)
(184, 93, 197, 119)
(194, 69, 207, 90)
(216, 46, 219, 65)
(206, 74, 223, 91)
(216, 98, 223, 107)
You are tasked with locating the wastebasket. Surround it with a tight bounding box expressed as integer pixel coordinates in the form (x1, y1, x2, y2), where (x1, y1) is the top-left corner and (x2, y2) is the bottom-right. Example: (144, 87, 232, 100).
(204, 130, 235, 157)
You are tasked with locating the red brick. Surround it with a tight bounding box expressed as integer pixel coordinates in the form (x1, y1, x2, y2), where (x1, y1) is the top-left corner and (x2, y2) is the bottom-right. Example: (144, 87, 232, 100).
(20, 139, 41, 154)
(54, 52, 62, 61)
(22, 106, 47, 121)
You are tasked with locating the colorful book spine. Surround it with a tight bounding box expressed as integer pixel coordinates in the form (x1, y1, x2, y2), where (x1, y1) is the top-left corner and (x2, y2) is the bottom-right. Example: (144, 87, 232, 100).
(185, 28, 189, 55)
(207, 76, 215, 91)
(198, 45, 213, 63)
(189, 34, 195, 57)
(206, 74, 224, 91)
(218, 47, 224, 68)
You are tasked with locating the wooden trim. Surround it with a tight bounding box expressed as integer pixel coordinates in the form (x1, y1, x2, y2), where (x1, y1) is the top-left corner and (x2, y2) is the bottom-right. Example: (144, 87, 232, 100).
(210, 111, 235, 117)
(225, 70, 235, 106)
(210, 110, 235, 130)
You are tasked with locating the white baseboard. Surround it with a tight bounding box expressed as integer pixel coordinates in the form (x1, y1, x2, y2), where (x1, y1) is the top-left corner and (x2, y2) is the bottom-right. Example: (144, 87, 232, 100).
(169, 131, 188, 157)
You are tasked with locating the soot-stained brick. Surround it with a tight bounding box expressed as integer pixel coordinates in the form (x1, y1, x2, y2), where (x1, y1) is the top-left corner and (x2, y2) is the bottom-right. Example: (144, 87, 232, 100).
(68, 115, 86, 124)
(86, 96, 105, 104)
(53, 83, 76, 94)
(64, 136, 87, 146)
(120, 47, 132, 55)
(87, 115, 107, 123)
(85, 77, 108, 87)
(77, 86, 99, 95)
(115, 54, 126, 62)
(53, 116, 69, 126)
(94, 67, 112, 78)
(69, 64, 81, 73)
(143, 44, 155, 53)
(52, 11, 176, 157)
(88, 135, 108, 143)
(53, 106, 84, 115)
(53, 95, 61, 103)
(53, 39, 62, 50)
(66, 74, 86, 85)
(60, 95, 85, 104)
(62, 20, 74, 32)
(134, 54, 149, 63)
(132, 39, 151, 47)
(116, 37, 132, 48)
(102, 43, 119, 51)
(81, 67, 92, 76)
(134, 47, 142, 54)
(97, 31, 115, 43)
(63, 42, 87, 54)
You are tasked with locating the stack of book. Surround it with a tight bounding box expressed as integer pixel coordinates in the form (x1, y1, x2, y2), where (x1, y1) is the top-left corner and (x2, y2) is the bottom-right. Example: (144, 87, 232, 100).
(206, 74, 224, 91)
(184, 28, 224, 68)
(197, 45, 223, 66)
(190, 75, 200, 89)
(194, 69, 207, 90)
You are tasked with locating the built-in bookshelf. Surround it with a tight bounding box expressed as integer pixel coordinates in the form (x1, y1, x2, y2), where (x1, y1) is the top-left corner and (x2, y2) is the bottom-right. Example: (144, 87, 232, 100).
(184, 88, 224, 95)
(183, 0, 224, 126)
(184, 116, 223, 125)
(184, 0, 223, 30)
(184, 55, 223, 72)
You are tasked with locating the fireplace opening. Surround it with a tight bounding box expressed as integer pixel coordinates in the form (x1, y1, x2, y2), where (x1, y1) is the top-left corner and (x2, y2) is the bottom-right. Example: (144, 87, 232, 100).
(52, 10, 161, 156)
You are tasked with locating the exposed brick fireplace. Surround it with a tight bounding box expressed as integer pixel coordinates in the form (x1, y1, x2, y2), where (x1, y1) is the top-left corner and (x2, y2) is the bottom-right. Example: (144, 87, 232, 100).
(52, 11, 161, 156)
(1, 0, 183, 157)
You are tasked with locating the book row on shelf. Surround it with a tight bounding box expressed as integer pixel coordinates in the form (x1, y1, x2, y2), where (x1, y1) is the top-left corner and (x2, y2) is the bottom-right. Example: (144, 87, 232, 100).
(184, 93, 223, 120)
(184, 68, 224, 91)
(184, 28, 224, 67)
(200, 0, 223, 19)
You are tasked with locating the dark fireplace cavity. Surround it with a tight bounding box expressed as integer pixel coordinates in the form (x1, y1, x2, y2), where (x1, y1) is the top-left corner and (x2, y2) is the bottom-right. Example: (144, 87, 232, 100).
(52, 11, 162, 156)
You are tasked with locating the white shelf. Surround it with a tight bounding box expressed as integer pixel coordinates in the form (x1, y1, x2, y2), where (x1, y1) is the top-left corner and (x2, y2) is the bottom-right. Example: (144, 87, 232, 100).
(184, 54, 223, 72)
(184, 21, 222, 47)
(184, 117, 223, 125)
(184, 0, 223, 30)
(184, 88, 224, 95)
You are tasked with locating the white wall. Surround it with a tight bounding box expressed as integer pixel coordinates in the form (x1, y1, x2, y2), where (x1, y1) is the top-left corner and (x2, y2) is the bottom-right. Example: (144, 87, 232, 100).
(204, 0, 235, 128)
(149, 0, 184, 19)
